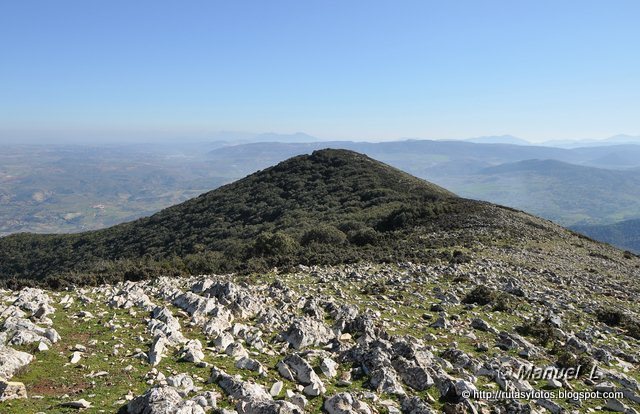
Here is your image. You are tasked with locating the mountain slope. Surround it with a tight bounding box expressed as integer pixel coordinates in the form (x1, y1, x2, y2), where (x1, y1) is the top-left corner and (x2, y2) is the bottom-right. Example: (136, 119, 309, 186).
(0, 149, 635, 288)
(2, 150, 640, 414)
(0, 149, 457, 285)
(572, 218, 640, 253)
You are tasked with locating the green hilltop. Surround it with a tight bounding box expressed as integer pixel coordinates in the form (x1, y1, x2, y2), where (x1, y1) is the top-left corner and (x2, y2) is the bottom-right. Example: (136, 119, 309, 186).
(0, 149, 631, 287)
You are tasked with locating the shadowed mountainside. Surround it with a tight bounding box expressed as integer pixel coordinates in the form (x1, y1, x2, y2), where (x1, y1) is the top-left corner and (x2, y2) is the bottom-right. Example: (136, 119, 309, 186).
(572, 218, 640, 253)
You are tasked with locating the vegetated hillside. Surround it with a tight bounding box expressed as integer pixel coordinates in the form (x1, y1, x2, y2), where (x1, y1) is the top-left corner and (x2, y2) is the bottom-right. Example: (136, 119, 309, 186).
(0, 149, 634, 288)
(572, 218, 640, 254)
(0, 149, 455, 286)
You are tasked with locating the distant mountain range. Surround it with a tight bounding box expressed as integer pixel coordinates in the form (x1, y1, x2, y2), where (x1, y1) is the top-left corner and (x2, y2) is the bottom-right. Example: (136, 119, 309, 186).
(572, 219, 640, 254)
(208, 131, 320, 144)
(207, 139, 640, 171)
(2, 138, 639, 252)
(463, 135, 531, 145)
(542, 134, 640, 148)
(202, 131, 640, 149)
(435, 159, 640, 226)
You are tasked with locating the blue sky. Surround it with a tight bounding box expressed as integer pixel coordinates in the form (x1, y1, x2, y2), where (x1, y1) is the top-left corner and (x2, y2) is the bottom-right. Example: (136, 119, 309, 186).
(1, 0, 639, 143)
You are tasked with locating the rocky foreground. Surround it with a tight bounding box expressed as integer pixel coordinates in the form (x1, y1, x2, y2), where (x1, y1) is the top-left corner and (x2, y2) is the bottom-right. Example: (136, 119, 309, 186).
(0, 258, 639, 413)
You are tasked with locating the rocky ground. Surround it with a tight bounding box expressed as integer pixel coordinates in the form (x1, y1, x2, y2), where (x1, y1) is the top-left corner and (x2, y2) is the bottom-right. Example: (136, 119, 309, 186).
(0, 255, 639, 413)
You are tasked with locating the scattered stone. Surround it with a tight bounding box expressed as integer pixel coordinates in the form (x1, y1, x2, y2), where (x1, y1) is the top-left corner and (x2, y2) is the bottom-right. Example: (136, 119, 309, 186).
(605, 398, 630, 413)
(0, 261, 638, 413)
(325, 392, 373, 414)
(284, 317, 335, 350)
(270, 381, 284, 397)
(70, 351, 83, 364)
(235, 356, 264, 373)
(60, 399, 92, 409)
(290, 393, 308, 410)
(0, 379, 27, 401)
(166, 373, 197, 397)
(547, 378, 562, 389)
(0, 347, 34, 379)
(128, 385, 205, 414)
(209, 367, 271, 401)
(149, 336, 168, 366)
(430, 315, 448, 329)
(470, 318, 495, 332)
(321, 357, 339, 378)
(279, 354, 325, 395)
(179, 339, 205, 363)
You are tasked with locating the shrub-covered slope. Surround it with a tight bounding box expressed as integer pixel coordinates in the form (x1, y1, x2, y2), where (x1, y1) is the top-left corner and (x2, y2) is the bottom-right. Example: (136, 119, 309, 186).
(0, 148, 632, 287)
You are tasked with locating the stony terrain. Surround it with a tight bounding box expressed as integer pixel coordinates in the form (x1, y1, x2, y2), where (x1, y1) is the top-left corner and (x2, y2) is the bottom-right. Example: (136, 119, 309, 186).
(1, 248, 639, 413)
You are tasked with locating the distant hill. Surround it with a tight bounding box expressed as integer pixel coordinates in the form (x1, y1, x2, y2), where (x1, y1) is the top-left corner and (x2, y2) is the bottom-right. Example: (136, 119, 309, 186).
(435, 159, 640, 226)
(569, 144, 640, 169)
(207, 140, 640, 174)
(207, 140, 576, 173)
(572, 219, 640, 253)
(0, 149, 621, 288)
(464, 135, 530, 145)
(542, 134, 640, 148)
(208, 131, 320, 143)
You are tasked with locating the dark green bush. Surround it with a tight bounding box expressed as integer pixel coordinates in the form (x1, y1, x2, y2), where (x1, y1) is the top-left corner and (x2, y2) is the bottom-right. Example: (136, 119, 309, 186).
(625, 320, 640, 340)
(596, 307, 625, 326)
(449, 249, 469, 264)
(301, 225, 347, 246)
(516, 320, 555, 346)
(595, 306, 640, 340)
(492, 293, 517, 312)
(348, 227, 380, 246)
(252, 231, 299, 256)
(552, 344, 594, 372)
(462, 285, 496, 306)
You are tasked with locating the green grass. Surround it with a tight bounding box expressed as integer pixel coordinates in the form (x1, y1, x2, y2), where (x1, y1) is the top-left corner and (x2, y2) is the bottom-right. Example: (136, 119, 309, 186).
(4, 299, 150, 413)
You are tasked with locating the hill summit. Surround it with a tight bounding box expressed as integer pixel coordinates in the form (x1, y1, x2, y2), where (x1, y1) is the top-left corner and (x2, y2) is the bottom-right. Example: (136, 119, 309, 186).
(0, 149, 633, 288)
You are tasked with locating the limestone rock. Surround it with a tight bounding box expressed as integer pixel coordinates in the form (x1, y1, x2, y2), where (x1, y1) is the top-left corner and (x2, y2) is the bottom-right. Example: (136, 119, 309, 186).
(0, 346, 34, 379)
(0, 379, 27, 401)
(284, 317, 335, 350)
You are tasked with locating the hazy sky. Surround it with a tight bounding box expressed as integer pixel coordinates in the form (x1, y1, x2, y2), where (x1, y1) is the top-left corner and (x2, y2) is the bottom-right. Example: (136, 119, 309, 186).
(1, 0, 639, 143)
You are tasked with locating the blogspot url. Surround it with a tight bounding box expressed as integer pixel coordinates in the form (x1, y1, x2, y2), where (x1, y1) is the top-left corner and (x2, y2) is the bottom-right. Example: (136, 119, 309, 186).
(464, 390, 624, 401)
